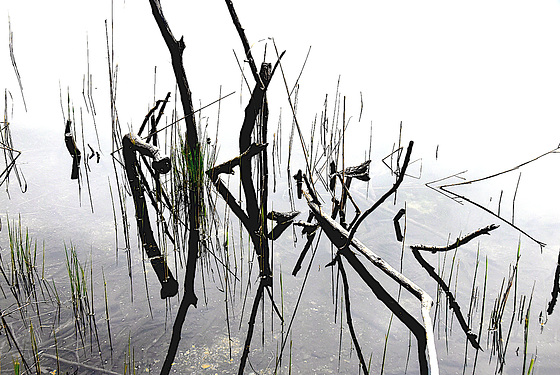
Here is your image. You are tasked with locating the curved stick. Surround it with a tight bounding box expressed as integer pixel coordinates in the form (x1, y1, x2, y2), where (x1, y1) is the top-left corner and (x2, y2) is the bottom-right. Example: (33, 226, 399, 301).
(122, 132, 177, 299)
(410, 224, 499, 253)
(65, 120, 81, 180)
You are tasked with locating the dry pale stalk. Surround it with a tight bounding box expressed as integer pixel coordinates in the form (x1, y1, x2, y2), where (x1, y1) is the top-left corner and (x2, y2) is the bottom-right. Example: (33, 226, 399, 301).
(307, 200, 439, 375)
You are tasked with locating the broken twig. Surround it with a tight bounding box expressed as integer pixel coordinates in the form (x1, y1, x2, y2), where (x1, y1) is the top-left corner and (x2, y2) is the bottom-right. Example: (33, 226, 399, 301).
(410, 224, 499, 253)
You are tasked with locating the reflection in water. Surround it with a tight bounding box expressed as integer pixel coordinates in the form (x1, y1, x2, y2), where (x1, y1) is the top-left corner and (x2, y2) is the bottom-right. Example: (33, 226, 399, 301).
(1, 125, 560, 374)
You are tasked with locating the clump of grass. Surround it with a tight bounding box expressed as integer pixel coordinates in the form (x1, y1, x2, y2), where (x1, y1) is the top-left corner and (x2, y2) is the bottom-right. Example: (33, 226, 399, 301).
(6, 216, 39, 302)
(64, 243, 101, 356)
(29, 320, 40, 374)
(488, 244, 520, 371)
(12, 356, 20, 375)
(123, 332, 136, 375)
(0, 216, 60, 374)
(0, 216, 58, 328)
(171, 131, 207, 231)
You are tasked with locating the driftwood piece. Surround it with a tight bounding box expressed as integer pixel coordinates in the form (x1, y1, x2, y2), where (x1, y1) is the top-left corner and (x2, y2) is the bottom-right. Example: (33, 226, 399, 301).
(410, 224, 499, 253)
(267, 210, 299, 241)
(147, 2, 203, 373)
(65, 120, 81, 180)
(293, 220, 318, 235)
(206, 141, 272, 281)
(207, 144, 283, 246)
(122, 133, 178, 299)
(135, 157, 175, 245)
(124, 133, 170, 173)
(307, 200, 439, 375)
(329, 161, 336, 192)
(259, 62, 271, 284)
(267, 210, 300, 223)
(331, 160, 371, 181)
(206, 142, 267, 179)
(222, 8, 286, 372)
(224, 0, 261, 86)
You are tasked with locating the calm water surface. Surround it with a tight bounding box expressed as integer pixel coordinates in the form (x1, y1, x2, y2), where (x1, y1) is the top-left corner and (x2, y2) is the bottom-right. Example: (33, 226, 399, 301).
(1, 125, 559, 374)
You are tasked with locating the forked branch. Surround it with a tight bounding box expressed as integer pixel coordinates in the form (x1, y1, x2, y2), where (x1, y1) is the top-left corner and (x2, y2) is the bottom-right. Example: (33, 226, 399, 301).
(426, 146, 560, 250)
(307, 200, 438, 375)
(344, 141, 414, 248)
(148, 2, 201, 374)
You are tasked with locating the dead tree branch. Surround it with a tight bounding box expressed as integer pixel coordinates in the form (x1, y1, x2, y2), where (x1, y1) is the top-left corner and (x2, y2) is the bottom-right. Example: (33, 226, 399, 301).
(206, 142, 267, 178)
(393, 208, 406, 242)
(224, 0, 262, 86)
(307, 200, 438, 375)
(147, 1, 201, 374)
(410, 224, 499, 253)
(344, 141, 414, 248)
(338, 246, 429, 374)
(206, 143, 266, 242)
(427, 146, 560, 250)
(239, 64, 274, 284)
(122, 133, 178, 300)
(411, 248, 481, 350)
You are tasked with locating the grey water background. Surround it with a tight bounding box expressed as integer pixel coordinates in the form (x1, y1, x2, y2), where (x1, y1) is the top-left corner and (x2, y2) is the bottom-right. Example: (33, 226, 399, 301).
(1, 123, 560, 374)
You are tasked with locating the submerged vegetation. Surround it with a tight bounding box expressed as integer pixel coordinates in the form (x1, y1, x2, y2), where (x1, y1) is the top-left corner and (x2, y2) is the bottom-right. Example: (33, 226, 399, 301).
(1, 1, 560, 375)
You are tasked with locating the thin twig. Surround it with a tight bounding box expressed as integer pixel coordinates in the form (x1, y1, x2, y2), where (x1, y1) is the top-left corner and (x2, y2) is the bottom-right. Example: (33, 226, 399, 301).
(410, 224, 499, 253)
(8, 18, 27, 111)
(224, 0, 262, 86)
(432, 146, 560, 249)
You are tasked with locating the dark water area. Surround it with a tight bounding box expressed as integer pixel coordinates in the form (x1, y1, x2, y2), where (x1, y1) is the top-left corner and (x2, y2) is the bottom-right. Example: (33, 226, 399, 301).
(0, 125, 559, 374)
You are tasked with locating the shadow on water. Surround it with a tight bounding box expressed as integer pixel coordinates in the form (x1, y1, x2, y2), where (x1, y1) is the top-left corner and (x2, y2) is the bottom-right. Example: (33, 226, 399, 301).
(0, 124, 559, 374)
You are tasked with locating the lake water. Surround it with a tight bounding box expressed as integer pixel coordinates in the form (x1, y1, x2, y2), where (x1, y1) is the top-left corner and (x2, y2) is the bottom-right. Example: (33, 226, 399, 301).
(0, 123, 559, 374)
